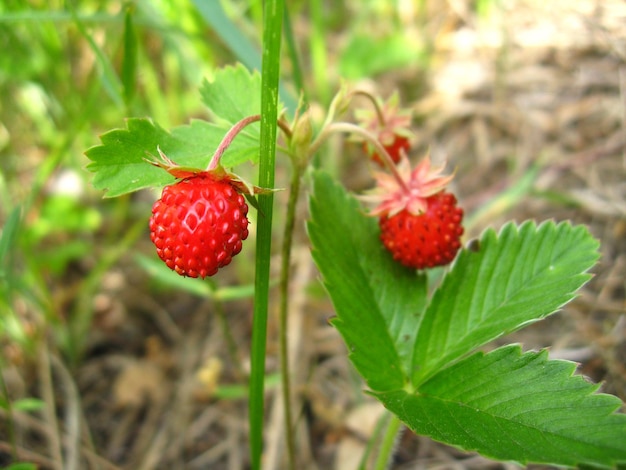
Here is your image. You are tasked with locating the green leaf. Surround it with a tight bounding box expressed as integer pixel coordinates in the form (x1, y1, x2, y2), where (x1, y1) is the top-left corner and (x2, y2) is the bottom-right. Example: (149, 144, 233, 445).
(411, 221, 599, 385)
(85, 117, 259, 197)
(201, 63, 263, 126)
(86, 65, 268, 198)
(375, 345, 626, 469)
(307, 170, 427, 391)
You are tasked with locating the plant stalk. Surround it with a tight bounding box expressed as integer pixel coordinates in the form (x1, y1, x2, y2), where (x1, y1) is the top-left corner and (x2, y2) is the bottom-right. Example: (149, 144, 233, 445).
(374, 413, 403, 470)
(277, 162, 303, 470)
(250, 0, 284, 468)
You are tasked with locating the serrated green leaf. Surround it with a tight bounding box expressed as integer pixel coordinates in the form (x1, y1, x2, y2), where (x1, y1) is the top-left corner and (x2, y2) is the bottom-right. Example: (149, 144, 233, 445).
(375, 345, 626, 469)
(307, 170, 427, 391)
(85, 117, 258, 197)
(411, 221, 599, 385)
(201, 64, 263, 126)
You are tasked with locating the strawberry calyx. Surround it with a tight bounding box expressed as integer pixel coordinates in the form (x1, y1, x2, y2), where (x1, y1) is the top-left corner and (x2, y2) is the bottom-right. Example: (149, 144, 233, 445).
(146, 147, 275, 197)
(361, 153, 455, 217)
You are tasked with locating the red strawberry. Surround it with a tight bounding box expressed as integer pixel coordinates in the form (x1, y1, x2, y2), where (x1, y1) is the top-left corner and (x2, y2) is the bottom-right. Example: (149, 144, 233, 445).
(362, 154, 464, 270)
(355, 93, 412, 167)
(149, 174, 249, 278)
(379, 191, 463, 269)
(362, 134, 410, 166)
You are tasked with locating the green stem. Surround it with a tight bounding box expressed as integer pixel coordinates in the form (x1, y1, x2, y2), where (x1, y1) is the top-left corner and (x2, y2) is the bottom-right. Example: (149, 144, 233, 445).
(278, 162, 303, 470)
(250, 0, 283, 468)
(350, 89, 386, 126)
(374, 413, 402, 470)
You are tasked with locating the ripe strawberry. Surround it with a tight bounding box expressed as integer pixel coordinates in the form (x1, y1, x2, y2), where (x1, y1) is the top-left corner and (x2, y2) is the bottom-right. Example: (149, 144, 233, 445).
(362, 134, 410, 166)
(379, 191, 463, 269)
(355, 93, 412, 167)
(362, 154, 464, 270)
(149, 174, 249, 278)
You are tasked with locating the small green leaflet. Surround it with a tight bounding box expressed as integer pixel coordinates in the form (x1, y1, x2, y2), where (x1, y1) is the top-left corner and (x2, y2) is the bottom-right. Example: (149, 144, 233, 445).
(410, 220, 600, 386)
(307, 170, 427, 391)
(375, 345, 626, 469)
(85, 65, 264, 198)
(200, 63, 262, 125)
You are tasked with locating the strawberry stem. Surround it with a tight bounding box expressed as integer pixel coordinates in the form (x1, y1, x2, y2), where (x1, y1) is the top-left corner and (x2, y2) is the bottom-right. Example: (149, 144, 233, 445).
(350, 89, 387, 127)
(207, 115, 293, 171)
(207, 114, 262, 170)
(316, 122, 411, 193)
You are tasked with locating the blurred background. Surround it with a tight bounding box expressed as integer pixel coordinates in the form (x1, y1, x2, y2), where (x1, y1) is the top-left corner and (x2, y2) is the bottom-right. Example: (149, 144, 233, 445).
(0, 1, 624, 469)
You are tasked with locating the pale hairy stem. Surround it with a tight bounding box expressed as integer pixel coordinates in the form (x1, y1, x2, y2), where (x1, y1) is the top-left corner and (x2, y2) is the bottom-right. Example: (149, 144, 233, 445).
(308, 121, 410, 193)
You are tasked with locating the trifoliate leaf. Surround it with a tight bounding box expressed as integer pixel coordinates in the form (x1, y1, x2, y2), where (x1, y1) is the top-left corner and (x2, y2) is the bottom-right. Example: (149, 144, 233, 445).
(85, 117, 259, 197)
(375, 344, 626, 469)
(307, 170, 426, 391)
(411, 220, 599, 385)
(86, 65, 270, 197)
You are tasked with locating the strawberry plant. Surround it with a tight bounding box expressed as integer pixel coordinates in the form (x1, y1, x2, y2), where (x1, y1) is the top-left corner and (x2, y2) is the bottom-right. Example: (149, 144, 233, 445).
(84, 7, 626, 470)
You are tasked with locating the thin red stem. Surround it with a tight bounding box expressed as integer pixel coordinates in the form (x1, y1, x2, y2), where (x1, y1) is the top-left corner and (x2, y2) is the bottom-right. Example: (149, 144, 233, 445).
(207, 114, 262, 170)
(207, 115, 293, 171)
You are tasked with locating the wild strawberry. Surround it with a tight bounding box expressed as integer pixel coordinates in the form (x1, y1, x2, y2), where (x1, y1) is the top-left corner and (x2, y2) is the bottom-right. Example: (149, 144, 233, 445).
(361, 135, 410, 166)
(379, 192, 463, 269)
(149, 174, 249, 278)
(355, 92, 413, 166)
(362, 154, 464, 270)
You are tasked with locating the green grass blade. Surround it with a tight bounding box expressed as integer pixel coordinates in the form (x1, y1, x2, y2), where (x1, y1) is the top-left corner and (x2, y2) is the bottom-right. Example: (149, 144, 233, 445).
(249, 0, 283, 468)
(282, 4, 307, 103)
(0, 208, 21, 270)
(121, 4, 138, 109)
(69, 4, 123, 108)
(191, 0, 261, 70)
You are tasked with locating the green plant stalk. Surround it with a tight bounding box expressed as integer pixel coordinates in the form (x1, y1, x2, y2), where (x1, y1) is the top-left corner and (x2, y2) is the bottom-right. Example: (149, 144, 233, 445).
(374, 413, 402, 470)
(277, 163, 303, 470)
(357, 411, 391, 470)
(250, 0, 284, 468)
